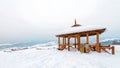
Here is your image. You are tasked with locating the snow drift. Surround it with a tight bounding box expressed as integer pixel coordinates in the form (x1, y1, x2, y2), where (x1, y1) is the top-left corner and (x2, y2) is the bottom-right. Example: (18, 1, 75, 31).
(0, 44, 120, 68)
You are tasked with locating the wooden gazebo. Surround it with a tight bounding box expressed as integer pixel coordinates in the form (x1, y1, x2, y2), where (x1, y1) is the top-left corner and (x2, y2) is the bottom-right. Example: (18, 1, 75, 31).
(56, 20, 115, 55)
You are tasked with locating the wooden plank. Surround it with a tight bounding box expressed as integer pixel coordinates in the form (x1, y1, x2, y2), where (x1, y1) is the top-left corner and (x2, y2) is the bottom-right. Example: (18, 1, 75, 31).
(101, 48, 111, 54)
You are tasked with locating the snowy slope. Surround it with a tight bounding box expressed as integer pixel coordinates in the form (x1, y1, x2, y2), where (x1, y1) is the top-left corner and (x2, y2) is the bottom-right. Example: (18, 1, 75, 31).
(101, 38, 120, 45)
(0, 45, 120, 68)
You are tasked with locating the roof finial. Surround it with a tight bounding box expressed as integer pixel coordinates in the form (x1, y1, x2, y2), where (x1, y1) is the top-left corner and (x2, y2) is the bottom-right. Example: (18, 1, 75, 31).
(75, 19, 77, 24)
(72, 19, 81, 27)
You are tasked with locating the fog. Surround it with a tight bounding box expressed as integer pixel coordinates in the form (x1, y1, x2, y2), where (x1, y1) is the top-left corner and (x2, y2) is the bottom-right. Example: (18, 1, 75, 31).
(0, 0, 120, 43)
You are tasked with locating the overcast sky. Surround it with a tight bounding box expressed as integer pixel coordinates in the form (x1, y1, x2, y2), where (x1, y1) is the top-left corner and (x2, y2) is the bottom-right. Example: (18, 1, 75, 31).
(0, 0, 120, 43)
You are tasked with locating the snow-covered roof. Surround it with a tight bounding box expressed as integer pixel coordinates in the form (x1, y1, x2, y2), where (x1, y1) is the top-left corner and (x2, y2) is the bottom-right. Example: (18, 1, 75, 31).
(56, 25, 106, 36)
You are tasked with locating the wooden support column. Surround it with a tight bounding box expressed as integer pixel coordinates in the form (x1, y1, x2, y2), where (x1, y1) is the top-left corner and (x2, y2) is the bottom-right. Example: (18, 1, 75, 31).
(68, 36, 70, 51)
(74, 37, 76, 48)
(86, 33, 89, 44)
(111, 46, 115, 55)
(65, 37, 66, 48)
(62, 37, 66, 49)
(58, 37, 60, 48)
(96, 32, 100, 52)
(63, 37, 64, 45)
(77, 34, 80, 50)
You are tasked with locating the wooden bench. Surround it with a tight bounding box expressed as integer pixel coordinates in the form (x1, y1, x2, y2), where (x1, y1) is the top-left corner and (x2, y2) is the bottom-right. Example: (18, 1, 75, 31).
(100, 45, 115, 55)
(57, 44, 66, 50)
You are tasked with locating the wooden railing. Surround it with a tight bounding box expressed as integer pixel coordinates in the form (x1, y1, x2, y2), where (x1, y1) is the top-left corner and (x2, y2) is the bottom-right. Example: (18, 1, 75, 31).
(57, 43, 115, 55)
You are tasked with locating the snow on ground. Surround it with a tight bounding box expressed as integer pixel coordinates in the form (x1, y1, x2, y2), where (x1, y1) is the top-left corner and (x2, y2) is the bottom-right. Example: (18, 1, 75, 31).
(0, 45, 120, 68)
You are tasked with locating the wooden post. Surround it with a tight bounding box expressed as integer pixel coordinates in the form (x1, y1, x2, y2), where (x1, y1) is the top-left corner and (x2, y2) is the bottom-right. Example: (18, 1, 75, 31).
(65, 37, 66, 48)
(58, 37, 60, 48)
(62, 37, 65, 49)
(77, 34, 80, 50)
(96, 32, 100, 52)
(75, 37, 76, 48)
(68, 36, 70, 51)
(63, 37, 64, 45)
(86, 33, 89, 44)
(111, 46, 115, 55)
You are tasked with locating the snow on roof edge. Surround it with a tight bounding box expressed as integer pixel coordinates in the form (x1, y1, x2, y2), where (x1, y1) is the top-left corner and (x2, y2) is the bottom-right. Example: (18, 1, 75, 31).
(55, 25, 106, 36)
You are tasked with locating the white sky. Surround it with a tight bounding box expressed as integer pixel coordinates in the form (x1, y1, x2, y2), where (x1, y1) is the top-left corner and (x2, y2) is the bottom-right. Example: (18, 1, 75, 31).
(0, 0, 120, 43)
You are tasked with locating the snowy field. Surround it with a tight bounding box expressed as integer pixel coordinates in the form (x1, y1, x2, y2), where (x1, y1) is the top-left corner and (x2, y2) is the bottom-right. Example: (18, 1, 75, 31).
(0, 45, 120, 68)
